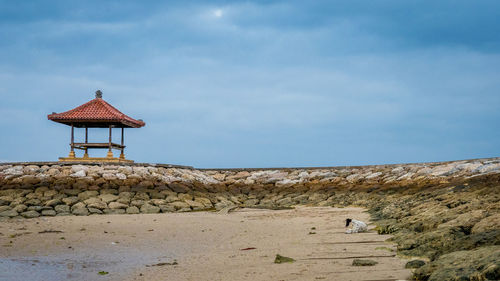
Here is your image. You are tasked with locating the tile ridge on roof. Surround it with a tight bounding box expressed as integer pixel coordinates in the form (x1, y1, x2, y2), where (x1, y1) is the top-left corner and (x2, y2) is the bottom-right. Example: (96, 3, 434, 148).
(98, 98, 125, 120)
(53, 98, 97, 118)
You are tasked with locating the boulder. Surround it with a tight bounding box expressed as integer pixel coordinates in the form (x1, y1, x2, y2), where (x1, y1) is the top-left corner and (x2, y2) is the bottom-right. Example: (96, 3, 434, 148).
(0, 209, 18, 217)
(185, 200, 205, 210)
(62, 197, 79, 206)
(168, 201, 190, 210)
(13, 204, 27, 213)
(78, 191, 99, 201)
(72, 207, 89, 216)
(108, 202, 129, 209)
(126, 206, 140, 214)
(44, 198, 62, 207)
(99, 194, 119, 203)
(472, 214, 500, 234)
(88, 207, 103, 214)
(140, 203, 160, 214)
(21, 210, 40, 218)
(41, 209, 57, 216)
(55, 205, 70, 213)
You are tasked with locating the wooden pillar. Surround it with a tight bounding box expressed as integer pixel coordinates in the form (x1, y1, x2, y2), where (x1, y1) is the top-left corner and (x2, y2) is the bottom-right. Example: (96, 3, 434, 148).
(68, 123, 75, 158)
(120, 127, 125, 159)
(107, 125, 113, 158)
(83, 126, 89, 158)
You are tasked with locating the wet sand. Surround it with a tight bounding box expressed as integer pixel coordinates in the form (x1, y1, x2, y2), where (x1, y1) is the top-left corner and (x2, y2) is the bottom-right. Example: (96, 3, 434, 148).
(0, 207, 411, 281)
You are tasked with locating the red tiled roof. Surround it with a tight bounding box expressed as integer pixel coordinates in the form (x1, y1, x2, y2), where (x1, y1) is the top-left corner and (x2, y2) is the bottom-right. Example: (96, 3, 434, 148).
(48, 92, 145, 128)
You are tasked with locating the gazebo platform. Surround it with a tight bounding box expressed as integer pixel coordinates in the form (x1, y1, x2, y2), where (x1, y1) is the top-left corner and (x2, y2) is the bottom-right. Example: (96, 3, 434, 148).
(59, 157, 134, 163)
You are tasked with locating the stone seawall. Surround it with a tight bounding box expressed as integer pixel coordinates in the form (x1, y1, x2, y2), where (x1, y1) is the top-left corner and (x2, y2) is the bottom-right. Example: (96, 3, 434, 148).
(0, 157, 499, 218)
(1, 157, 499, 280)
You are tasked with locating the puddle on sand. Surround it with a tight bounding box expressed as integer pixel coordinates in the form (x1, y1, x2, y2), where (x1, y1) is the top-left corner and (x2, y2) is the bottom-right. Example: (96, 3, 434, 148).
(0, 251, 177, 281)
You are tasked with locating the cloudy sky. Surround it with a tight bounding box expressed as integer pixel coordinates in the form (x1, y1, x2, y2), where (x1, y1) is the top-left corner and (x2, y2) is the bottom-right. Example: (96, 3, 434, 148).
(0, 1, 499, 168)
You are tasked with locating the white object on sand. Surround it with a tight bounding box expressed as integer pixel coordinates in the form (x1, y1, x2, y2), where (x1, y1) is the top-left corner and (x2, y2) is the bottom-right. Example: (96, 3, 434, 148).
(345, 219, 368, 234)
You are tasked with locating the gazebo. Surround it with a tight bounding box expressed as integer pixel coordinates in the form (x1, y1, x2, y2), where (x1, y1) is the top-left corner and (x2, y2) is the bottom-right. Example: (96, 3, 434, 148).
(48, 90, 145, 162)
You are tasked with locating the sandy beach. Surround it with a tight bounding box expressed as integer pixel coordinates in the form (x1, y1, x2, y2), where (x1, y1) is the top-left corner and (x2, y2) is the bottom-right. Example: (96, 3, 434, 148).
(0, 206, 411, 281)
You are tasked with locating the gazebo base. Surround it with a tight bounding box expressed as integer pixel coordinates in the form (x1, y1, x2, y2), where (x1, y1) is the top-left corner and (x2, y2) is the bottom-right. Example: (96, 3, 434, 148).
(58, 157, 134, 163)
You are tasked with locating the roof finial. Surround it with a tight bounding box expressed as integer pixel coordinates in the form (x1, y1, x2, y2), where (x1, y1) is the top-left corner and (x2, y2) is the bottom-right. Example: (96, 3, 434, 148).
(95, 90, 103, 99)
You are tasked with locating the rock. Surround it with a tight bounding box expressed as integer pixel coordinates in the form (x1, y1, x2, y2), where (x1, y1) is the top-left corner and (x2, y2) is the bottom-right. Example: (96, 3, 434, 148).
(116, 173, 127, 180)
(21, 210, 40, 218)
(13, 204, 27, 213)
(55, 205, 70, 213)
(24, 199, 41, 206)
(133, 192, 150, 201)
(274, 254, 295, 264)
(70, 170, 86, 177)
(0, 209, 18, 217)
(472, 214, 500, 234)
(86, 200, 107, 210)
(72, 207, 89, 216)
(100, 189, 118, 195)
(103, 208, 125, 214)
(352, 259, 378, 266)
(62, 197, 79, 206)
(71, 165, 89, 173)
(27, 206, 43, 212)
(140, 203, 160, 214)
(0, 195, 14, 206)
(159, 204, 175, 213)
(0, 206, 10, 212)
(130, 200, 145, 207)
(62, 189, 81, 196)
(108, 202, 129, 209)
(168, 201, 190, 210)
(414, 246, 500, 281)
(405, 260, 426, 269)
(99, 194, 119, 203)
(184, 200, 205, 210)
(88, 207, 103, 214)
(78, 191, 99, 201)
(126, 206, 140, 214)
(41, 209, 57, 216)
(276, 197, 293, 206)
(44, 198, 62, 207)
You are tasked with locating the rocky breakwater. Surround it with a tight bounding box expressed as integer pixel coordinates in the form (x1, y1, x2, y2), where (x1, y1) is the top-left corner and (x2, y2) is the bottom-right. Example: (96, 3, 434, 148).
(0, 158, 499, 280)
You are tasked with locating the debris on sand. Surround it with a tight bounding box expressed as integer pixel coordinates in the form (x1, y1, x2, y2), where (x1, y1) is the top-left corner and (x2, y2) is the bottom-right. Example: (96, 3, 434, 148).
(146, 260, 178, 267)
(38, 230, 63, 234)
(352, 259, 378, 266)
(97, 271, 109, 275)
(274, 254, 295, 264)
(240, 247, 256, 251)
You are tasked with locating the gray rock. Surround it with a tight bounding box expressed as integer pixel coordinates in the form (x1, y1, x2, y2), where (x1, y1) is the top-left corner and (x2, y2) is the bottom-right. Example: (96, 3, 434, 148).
(103, 208, 125, 214)
(242, 199, 259, 207)
(99, 194, 119, 203)
(130, 200, 145, 207)
(140, 203, 160, 214)
(168, 201, 190, 210)
(133, 192, 150, 201)
(27, 206, 43, 212)
(77, 191, 99, 201)
(72, 207, 89, 216)
(126, 206, 140, 214)
(0, 195, 14, 206)
(108, 202, 129, 209)
(87, 200, 107, 210)
(100, 189, 118, 195)
(88, 207, 103, 214)
(24, 198, 41, 206)
(44, 198, 62, 207)
(159, 204, 176, 213)
(185, 200, 205, 210)
(71, 170, 86, 177)
(55, 205, 70, 213)
(41, 209, 57, 216)
(21, 210, 40, 218)
(405, 260, 426, 269)
(13, 204, 27, 213)
(0, 206, 10, 212)
(62, 189, 81, 196)
(62, 197, 79, 206)
(0, 209, 18, 217)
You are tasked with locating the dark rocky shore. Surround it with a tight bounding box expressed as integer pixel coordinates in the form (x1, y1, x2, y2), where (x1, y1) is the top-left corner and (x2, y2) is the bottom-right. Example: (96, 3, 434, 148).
(1, 157, 499, 280)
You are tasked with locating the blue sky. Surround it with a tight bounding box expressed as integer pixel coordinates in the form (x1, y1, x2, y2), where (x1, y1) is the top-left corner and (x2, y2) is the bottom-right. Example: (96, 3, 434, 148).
(0, 0, 499, 168)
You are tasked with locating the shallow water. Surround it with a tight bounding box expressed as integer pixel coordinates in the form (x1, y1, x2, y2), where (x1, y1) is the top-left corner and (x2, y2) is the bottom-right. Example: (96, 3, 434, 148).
(0, 250, 178, 281)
